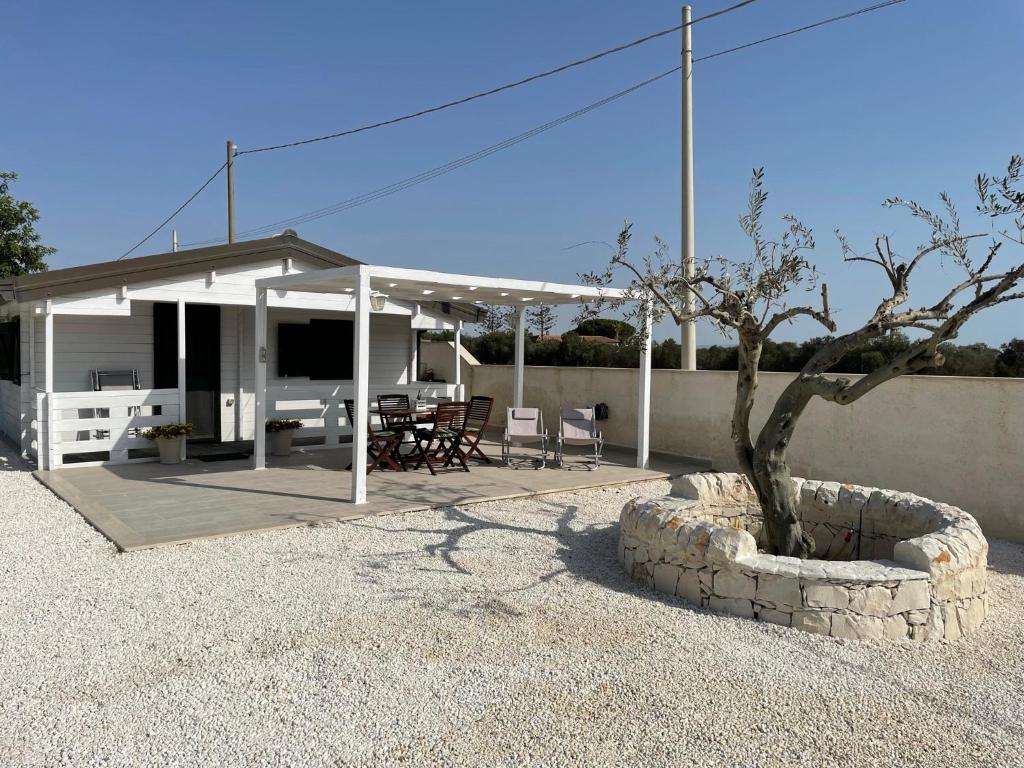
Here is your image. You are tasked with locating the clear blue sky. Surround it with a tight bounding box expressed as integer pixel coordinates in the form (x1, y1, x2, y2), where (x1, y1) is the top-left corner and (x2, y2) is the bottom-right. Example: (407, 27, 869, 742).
(4, 0, 1023, 343)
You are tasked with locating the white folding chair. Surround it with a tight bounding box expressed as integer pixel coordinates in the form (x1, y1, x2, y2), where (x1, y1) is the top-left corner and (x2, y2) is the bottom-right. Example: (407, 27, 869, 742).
(556, 406, 604, 470)
(501, 407, 548, 469)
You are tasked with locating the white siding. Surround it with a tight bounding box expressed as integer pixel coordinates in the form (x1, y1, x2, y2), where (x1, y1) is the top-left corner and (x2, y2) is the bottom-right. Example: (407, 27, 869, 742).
(236, 307, 412, 440)
(0, 380, 19, 444)
(20, 311, 36, 457)
(50, 304, 157, 392)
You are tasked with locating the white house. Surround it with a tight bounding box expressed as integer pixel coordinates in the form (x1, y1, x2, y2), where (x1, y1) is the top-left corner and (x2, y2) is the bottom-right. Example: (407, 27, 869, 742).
(0, 232, 482, 469)
(0, 232, 650, 502)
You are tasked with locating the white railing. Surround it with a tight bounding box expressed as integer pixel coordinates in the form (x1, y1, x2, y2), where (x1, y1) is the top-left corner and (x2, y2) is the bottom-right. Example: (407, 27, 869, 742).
(267, 382, 459, 449)
(41, 388, 181, 469)
(42, 382, 462, 468)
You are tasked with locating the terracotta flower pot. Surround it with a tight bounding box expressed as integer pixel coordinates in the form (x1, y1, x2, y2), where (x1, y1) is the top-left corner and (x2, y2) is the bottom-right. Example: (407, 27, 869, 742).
(156, 436, 183, 465)
(270, 429, 295, 457)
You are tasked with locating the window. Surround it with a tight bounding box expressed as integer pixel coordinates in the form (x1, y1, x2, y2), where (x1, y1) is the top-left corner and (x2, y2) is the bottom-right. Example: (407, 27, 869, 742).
(0, 319, 21, 384)
(277, 323, 310, 377)
(310, 319, 354, 380)
(276, 318, 354, 380)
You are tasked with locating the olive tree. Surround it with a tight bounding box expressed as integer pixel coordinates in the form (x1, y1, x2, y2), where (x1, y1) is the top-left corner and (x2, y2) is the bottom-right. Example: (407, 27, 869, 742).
(1, 171, 54, 277)
(581, 159, 1024, 557)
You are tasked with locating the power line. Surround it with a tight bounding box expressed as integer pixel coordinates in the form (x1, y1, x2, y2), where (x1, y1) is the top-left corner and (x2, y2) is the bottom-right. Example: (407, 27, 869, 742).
(182, 67, 682, 246)
(693, 0, 906, 63)
(112, 1, 758, 261)
(183, 0, 909, 247)
(118, 0, 907, 258)
(116, 162, 226, 260)
(235, 0, 760, 156)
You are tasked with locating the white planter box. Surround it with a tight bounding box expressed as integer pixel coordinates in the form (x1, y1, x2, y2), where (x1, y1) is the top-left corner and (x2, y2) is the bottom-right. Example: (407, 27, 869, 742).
(155, 436, 184, 465)
(269, 429, 295, 457)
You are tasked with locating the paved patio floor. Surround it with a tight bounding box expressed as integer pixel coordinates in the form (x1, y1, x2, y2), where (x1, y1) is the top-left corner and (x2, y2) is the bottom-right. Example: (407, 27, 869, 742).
(35, 441, 700, 551)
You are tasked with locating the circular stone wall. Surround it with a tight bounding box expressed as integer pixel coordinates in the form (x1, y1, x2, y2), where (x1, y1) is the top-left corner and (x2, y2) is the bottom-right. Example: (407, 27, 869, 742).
(619, 472, 988, 641)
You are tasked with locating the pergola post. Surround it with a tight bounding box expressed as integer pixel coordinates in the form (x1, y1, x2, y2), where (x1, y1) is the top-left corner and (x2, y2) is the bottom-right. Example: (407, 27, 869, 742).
(351, 266, 371, 504)
(453, 320, 463, 400)
(176, 298, 187, 461)
(636, 301, 653, 469)
(43, 299, 56, 470)
(513, 307, 526, 408)
(253, 287, 267, 469)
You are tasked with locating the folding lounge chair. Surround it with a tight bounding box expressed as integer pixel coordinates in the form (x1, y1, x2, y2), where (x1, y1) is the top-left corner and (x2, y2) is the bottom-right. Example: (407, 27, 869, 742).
(501, 407, 548, 469)
(556, 406, 604, 470)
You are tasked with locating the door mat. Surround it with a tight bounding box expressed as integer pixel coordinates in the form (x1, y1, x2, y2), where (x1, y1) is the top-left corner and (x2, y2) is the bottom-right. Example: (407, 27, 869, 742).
(196, 452, 251, 462)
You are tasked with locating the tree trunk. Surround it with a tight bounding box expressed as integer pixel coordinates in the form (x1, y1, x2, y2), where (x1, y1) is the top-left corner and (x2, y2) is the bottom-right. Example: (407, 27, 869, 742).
(750, 380, 816, 558)
(730, 336, 761, 479)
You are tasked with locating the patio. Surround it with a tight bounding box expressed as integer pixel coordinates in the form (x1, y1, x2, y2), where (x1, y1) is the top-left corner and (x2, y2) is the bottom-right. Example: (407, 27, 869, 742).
(35, 440, 695, 551)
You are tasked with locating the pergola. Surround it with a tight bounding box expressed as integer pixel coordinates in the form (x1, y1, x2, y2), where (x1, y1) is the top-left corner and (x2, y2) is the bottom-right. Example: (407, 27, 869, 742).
(253, 265, 652, 503)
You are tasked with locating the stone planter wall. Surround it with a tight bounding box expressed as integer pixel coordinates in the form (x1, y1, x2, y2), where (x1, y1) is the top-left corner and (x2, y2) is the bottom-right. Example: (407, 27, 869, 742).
(618, 473, 988, 641)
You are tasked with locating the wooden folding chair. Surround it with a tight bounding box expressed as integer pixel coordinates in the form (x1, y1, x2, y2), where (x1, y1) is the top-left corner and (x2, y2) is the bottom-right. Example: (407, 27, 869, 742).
(344, 399, 403, 472)
(412, 402, 469, 475)
(460, 395, 493, 463)
(377, 394, 411, 430)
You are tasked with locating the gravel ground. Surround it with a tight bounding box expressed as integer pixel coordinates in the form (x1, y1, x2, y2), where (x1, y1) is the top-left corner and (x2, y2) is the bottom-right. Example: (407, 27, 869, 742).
(1, 441, 1023, 768)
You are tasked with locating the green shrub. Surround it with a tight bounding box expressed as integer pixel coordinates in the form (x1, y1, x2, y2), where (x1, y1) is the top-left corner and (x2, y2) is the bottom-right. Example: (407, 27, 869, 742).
(142, 423, 194, 440)
(265, 418, 303, 432)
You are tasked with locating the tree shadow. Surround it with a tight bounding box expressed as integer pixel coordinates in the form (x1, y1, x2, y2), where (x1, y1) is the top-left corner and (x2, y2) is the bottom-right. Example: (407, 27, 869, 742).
(0, 444, 31, 473)
(351, 496, 696, 616)
(984, 538, 1024, 578)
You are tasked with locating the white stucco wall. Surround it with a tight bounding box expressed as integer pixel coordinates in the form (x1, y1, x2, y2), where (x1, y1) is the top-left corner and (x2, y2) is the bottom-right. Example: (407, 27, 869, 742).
(469, 365, 1024, 543)
(418, 339, 478, 385)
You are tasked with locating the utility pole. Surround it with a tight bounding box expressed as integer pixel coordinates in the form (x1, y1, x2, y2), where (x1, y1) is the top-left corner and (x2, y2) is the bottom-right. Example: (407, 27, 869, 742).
(226, 139, 236, 244)
(680, 5, 697, 370)
(171, 229, 178, 252)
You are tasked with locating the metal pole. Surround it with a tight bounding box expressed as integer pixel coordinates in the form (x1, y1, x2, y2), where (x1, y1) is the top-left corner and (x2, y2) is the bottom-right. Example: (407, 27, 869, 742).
(226, 139, 236, 244)
(172, 229, 178, 252)
(680, 5, 697, 370)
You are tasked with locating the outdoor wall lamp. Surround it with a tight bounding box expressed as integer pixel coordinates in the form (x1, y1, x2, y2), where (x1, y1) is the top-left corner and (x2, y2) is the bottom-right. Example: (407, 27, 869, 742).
(369, 291, 388, 312)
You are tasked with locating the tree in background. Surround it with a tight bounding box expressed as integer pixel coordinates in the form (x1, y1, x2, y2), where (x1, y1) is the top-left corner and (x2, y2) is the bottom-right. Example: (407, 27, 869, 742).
(581, 161, 1024, 557)
(478, 304, 514, 335)
(995, 338, 1024, 376)
(574, 317, 636, 341)
(527, 304, 556, 337)
(0, 172, 54, 277)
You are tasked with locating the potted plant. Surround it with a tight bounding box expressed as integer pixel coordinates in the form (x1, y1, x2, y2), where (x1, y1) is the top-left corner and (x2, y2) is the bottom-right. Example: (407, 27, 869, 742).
(142, 423, 194, 465)
(266, 418, 303, 457)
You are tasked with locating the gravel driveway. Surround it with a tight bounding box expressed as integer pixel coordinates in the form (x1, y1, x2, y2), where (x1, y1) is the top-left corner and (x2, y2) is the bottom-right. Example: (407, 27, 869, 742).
(1, 440, 1022, 767)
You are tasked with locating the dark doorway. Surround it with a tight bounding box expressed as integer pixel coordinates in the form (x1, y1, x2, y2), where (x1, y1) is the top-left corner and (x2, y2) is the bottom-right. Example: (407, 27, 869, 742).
(154, 303, 221, 441)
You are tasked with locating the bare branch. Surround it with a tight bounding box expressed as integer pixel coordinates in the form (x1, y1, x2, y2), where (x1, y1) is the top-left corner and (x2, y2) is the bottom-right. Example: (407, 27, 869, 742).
(764, 305, 836, 337)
